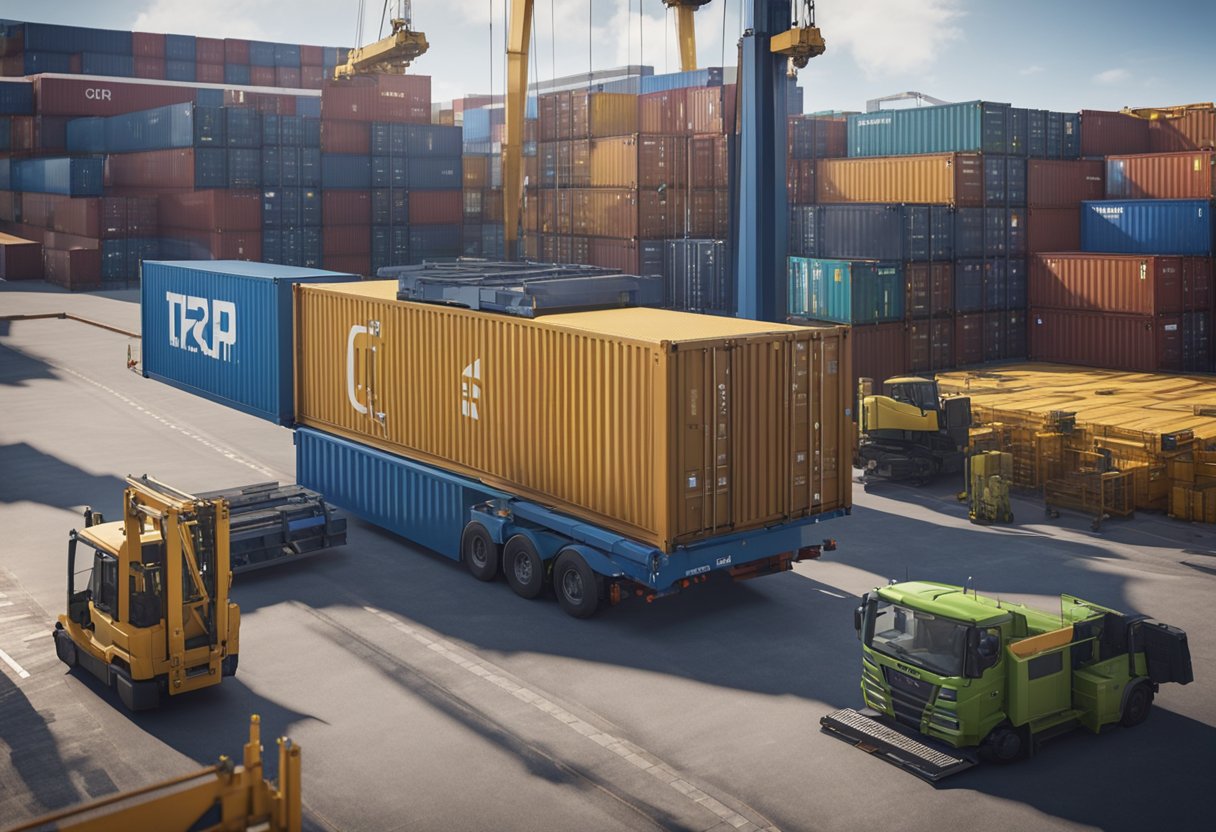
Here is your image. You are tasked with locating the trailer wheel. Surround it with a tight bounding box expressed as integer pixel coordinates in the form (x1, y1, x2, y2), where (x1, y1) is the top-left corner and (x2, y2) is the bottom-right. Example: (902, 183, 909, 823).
(503, 535, 545, 599)
(1120, 681, 1154, 727)
(461, 522, 500, 582)
(553, 550, 600, 619)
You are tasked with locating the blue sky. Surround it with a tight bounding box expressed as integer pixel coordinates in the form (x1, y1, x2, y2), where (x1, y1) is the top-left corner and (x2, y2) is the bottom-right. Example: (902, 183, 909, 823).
(3, 0, 1212, 113)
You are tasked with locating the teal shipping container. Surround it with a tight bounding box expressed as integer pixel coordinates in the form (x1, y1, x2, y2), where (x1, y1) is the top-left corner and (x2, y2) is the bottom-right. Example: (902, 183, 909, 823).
(847, 101, 1010, 157)
(788, 257, 904, 324)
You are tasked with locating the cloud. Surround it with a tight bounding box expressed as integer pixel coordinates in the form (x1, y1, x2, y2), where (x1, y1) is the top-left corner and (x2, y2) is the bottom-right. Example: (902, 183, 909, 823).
(132, 0, 267, 39)
(1019, 64, 1044, 76)
(1093, 67, 1130, 85)
(825, 0, 965, 79)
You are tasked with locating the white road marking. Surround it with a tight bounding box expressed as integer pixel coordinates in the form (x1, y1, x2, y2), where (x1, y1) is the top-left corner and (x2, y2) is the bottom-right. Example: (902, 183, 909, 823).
(0, 601, 13, 609)
(816, 589, 846, 598)
(22, 629, 49, 642)
(0, 612, 31, 624)
(0, 646, 30, 679)
(362, 605, 770, 832)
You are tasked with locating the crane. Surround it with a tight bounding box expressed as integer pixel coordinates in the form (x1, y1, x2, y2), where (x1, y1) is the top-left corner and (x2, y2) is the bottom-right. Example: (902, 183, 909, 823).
(504, 0, 825, 323)
(866, 90, 951, 113)
(663, 0, 714, 72)
(334, 0, 429, 79)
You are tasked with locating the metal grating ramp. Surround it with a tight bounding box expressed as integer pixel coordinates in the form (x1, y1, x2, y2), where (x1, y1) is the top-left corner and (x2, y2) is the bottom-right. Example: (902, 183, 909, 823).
(820, 708, 976, 782)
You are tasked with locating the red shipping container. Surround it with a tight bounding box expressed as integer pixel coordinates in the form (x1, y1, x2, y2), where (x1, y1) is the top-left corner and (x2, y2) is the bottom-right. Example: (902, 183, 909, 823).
(1030, 253, 1211, 315)
(9, 115, 34, 151)
(905, 262, 953, 317)
(639, 89, 689, 135)
(0, 233, 43, 280)
(301, 65, 325, 89)
(251, 66, 276, 87)
(276, 67, 302, 88)
(686, 85, 735, 135)
(586, 237, 665, 277)
(132, 32, 166, 58)
(43, 230, 99, 251)
(134, 57, 166, 80)
(788, 115, 847, 159)
(225, 39, 250, 64)
(907, 319, 953, 372)
(1026, 208, 1080, 254)
(408, 190, 462, 225)
(322, 226, 370, 256)
(787, 159, 815, 204)
(33, 116, 71, 153)
(322, 191, 372, 227)
(684, 189, 727, 238)
(1105, 151, 1216, 199)
(1028, 307, 1183, 372)
(106, 149, 205, 190)
(162, 229, 262, 261)
(43, 248, 101, 290)
(1148, 109, 1216, 153)
(17, 192, 56, 229)
(321, 119, 371, 154)
(33, 76, 196, 117)
(690, 134, 728, 189)
(848, 322, 909, 389)
(1027, 160, 1104, 207)
(197, 63, 225, 84)
(121, 197, 159, 237)
(196, 37, 225, 64)
(0, 56, 23, 75)
(321, 74, 431, 123)
(300, 45, 324, 65)
(954, 313, 985, 365)
(538, 234, 590, 264)
(638, 188, 686, 239)
(158, 190, 261, 232)
(322, 254, 372, 276)
(1079, 110, 1150, 157)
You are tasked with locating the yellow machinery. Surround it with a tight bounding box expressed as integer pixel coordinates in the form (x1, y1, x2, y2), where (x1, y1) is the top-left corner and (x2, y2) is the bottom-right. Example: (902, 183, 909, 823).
(769, 0, 826, 69)
(961, 451, 1014, 525)
(7, 716, 300, 832)
(53, 476, 240, 711)
(662, 0, 713, 71)
(857, 376, 972, 482)
(333, 0, 429, 79)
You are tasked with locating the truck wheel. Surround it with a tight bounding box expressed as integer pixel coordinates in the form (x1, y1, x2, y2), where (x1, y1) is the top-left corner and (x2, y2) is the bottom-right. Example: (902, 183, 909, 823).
(980, 725, 1025, 763)
(461, 522, 500, 582)
(553, 550, 600, 619)
(222, 654, 239, 677)
(1120, 682, 1154, 727)
(503, 535, 545, 599)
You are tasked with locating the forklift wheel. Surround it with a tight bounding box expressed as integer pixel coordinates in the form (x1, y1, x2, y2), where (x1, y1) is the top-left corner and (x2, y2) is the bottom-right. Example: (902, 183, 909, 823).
(222, 654, 239, 678)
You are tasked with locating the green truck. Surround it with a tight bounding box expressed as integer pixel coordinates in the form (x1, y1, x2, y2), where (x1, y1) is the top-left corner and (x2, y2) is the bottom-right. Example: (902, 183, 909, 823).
(821, 581, 1193, 781)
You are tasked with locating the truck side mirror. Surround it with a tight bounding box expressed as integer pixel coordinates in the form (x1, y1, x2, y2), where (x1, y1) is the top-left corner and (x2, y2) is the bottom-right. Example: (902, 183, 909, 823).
(853, 605, 862, 635)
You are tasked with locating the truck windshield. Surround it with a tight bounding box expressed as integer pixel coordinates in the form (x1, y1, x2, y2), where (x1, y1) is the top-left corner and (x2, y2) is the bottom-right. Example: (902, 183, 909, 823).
(868, 601, 969, 677)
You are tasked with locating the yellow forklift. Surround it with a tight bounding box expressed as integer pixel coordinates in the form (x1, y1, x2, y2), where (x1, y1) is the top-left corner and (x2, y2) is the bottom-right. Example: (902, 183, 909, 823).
(53, 476, 241, 711)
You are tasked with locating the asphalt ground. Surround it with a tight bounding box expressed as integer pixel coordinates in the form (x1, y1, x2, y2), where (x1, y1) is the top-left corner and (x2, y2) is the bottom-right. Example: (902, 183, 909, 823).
(1, 280, 1213, 832)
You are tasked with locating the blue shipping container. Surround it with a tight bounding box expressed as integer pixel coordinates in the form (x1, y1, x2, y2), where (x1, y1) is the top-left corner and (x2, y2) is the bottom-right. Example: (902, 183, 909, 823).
(321, 154, 372, 189)
(249, 41, 277, 67)
(274, 43, 301, 67)
(297, 97, 322, 119)
(302, 116, 321, 147)
(847, 101, 1009, 158)
(1081, 199, 1214, 255)
(787, 257, 904, 324)
(228, 148, 261, 188)
(301, 189, 322, 226)
(225, 64, 252, 85)
(225, 108, 262, 148)
(82, 53, 134, 77)
(13, 157, 104, 196)
(408, 225, 462, 262)
(165, 33, 196, 62)
(299, 147, 321, 187)
(0, 158, 9, 190)
(140, 261, 359, 424)
(165, 60, 197, 82)
(372, 188, 408, 225)
(65, 118, 106, 153)
(817, 205, 953, 261)
(262, 146, 282, 187)
(0, 80, 33, 115)
(640, 68, 723, 94)
(407, 157, 461, 189)
(72, 103, 226, 153)
(21, 22, 131, 55)
(22, 52, 74, 74)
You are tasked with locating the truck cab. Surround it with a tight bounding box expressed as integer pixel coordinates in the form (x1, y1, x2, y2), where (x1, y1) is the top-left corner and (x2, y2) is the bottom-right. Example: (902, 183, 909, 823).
(848, 581, 1192, 763)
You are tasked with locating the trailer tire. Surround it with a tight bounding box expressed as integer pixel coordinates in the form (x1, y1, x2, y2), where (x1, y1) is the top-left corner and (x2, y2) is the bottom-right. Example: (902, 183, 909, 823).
(1120, 681, 1154, 728)
(553, 550, 600, 619)
(503, 535, 545, 599)
(461, 522, 500, 582)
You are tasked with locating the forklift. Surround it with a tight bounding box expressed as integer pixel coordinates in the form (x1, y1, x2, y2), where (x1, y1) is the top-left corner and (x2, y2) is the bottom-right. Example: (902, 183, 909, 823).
(52, 476, 345, 710)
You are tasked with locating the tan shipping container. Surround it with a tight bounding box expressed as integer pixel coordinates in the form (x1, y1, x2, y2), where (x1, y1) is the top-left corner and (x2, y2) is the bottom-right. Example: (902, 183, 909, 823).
(816, 153, 984, 207)
(571, 92, 638, 138)
(588, 135, 688, 189)
(294, 281, 852, 552)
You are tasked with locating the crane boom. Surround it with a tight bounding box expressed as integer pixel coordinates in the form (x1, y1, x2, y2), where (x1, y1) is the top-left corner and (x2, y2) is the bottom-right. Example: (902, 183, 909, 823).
(663, 0, 713, 72)
(334, 2, 429, 80)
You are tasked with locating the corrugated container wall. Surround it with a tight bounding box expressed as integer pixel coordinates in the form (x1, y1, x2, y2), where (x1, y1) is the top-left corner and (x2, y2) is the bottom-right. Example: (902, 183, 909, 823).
(1027, 160, 1105, 207)
(816, 153, 984, 206)
(1106, 152, 1216, 199)
(788, 257, 905, 324)
(1081, 199, 1213, 255)
(1029, 253, 1211, 315)
(1028, 307, 1187, 372)
(140, 261, 359, 424)
(293, 281, 852, 552)
(847, 101, 1009, 157)
(1079, 110, 1151, 157)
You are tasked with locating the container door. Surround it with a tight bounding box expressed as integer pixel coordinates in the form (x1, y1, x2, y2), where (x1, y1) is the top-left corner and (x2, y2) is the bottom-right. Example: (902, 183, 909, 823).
(347, 317, 386, 434)
(674, 344, 733, 539)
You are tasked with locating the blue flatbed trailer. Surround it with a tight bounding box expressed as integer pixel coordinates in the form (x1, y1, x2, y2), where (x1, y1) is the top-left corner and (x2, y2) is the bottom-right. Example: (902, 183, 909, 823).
(296, 427, 845, 617)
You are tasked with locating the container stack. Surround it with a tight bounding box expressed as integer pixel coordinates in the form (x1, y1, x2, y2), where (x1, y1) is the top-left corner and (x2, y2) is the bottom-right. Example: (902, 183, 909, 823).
(785, 100, 1090, 387)
(1029, 105, 1216, 373)
(458, 103, 510, 259)
(261, 111, 323, 267)
(0, 22, 347, 89)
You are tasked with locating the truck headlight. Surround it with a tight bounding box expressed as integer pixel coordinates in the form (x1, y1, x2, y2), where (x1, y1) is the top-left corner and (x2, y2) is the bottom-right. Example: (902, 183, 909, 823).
(937, 687, 956, 701)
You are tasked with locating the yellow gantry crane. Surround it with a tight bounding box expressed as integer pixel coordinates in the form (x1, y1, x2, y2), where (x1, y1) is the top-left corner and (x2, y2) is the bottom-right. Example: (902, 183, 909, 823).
(663, 0, 714, 72)
(334, 0, 429, 79)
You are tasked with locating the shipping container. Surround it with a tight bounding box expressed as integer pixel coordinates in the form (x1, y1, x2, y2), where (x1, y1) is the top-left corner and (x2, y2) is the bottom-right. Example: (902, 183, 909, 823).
(847, 101, 1009, 157)
(789, 205, 818, 257)
(1148, 108, 1216, 153)
(43, 247, 101, 290)
(982, 311, 1006, 362)
(569, 92, 638, 138)
(140, 261, 358, 423)
(639, 88, 689, 135)
(321, 74, 431, 123)
(904, 261, 953, 317)
(1027, 159, 1105, 207)
(0, 232, 42, 279)
(1026, 207, 1080, 253)
(953, 259, 986, 313)
(293, 280, 850, 551)
(666, 239, 729, 313)
(816, 153, 984, 206)
(1079, 110, 1151, 157)
(686, 85, 735, 135)
(788, 257, 905, 324)
(157, 189, 261, 232)
(907, 319, 953, 373)
(12, 157, 103, 196)
(32, 75, 199, 118)
(788, 115, 846, 159)
(1029, 253, 1212, 315)
(585, 237, 664, 277)
(1106, 151, 1216, 199)
(839, 321, 908, 388)
(640, 68, 723, 94)
(0, 79, 33, 115)
(1028, 307, 1186, 372)
(321, 153, 372, 189)
(1081, 199, 1213, 255)
(815, 204, 954, 261)
(954, 313, 984, 365)
(408, 190, 462, 225)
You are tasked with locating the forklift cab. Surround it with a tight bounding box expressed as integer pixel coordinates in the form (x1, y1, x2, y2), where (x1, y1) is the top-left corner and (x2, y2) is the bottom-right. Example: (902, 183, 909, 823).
(66, 511, 169, 636)
(883, 377, 940, 412)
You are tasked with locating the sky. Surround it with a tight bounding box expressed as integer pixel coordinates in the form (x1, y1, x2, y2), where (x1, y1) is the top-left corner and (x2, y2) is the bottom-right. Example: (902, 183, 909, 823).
(2, 0, 1213, 113)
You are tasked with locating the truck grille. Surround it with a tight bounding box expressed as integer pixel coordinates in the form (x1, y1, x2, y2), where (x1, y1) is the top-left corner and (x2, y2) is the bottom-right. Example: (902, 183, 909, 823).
(883, 665, 936, 728)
